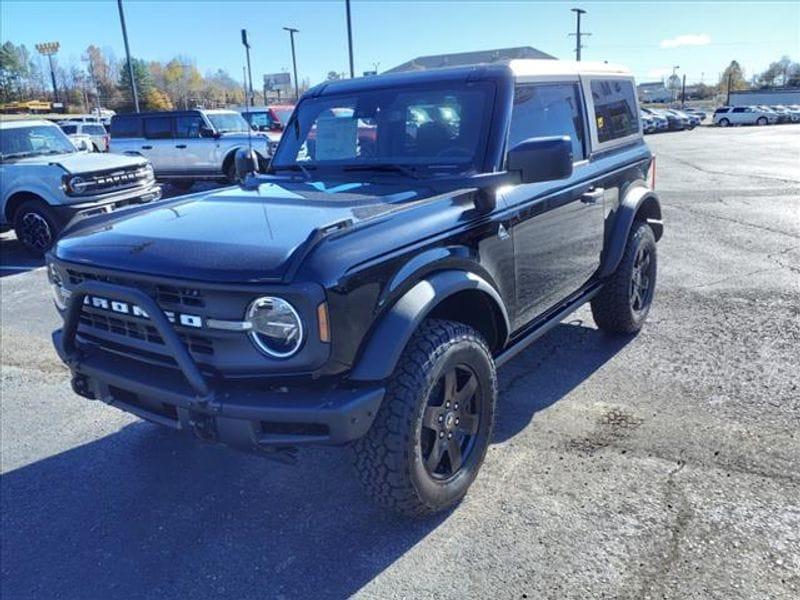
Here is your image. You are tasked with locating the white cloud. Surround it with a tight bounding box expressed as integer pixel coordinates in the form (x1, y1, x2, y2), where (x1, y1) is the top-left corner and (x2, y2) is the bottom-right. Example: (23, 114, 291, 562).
(660, 33, 712, 49)
(648, 68, 673, 79)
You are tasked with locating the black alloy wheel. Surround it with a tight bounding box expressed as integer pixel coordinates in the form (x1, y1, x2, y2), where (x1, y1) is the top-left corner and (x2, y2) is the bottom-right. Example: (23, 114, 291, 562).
(420, 363, 482, 481)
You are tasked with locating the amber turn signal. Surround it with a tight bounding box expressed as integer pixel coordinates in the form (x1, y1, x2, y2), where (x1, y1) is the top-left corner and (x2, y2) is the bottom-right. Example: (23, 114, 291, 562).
(317, 302, 330, 343)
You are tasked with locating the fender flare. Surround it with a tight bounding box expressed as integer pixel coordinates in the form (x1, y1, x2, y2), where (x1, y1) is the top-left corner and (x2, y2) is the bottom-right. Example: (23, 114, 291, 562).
(599, 183, 663, 278)
(349, 270, 510, 382)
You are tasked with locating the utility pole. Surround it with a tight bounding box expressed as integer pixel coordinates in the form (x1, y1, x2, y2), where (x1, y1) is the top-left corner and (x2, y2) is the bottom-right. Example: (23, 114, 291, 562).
(569, 8, 590, 61)
(283, 27, 300, 101)
(116, 0, 139, 112)
(681, 74, 687, 108)
(345, 0, 355, 77)
(726, 72, 733, 106)
(35, 42, 60, 106)
(671, 65, 680, 101)
(241, 29, 254, 106)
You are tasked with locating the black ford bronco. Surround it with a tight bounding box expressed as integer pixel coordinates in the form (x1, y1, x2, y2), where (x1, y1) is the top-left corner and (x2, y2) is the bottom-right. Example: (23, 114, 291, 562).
(48, 60, 662, 516)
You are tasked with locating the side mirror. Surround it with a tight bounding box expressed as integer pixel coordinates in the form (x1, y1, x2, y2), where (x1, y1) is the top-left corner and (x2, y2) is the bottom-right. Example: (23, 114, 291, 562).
(234, 147, 259, 183)
(507, 136, 573, 184)
(200, 126, 217, 138)
(75, 138, 91, 152)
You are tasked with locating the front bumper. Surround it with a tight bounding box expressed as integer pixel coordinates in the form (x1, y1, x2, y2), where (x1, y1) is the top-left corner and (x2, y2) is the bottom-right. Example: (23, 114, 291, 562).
(53, 183, 162, 224)
(52, 280, 384, 450)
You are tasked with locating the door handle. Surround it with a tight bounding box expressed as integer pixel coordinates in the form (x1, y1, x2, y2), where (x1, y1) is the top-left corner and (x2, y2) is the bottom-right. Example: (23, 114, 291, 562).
(141, 145, 153, 150)
(175, 144, 187, 149)
(580, 188, 604, 204)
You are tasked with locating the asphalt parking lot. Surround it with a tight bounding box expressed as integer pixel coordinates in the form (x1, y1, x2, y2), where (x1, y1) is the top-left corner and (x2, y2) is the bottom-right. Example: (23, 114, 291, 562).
(1, 126, 799, 599)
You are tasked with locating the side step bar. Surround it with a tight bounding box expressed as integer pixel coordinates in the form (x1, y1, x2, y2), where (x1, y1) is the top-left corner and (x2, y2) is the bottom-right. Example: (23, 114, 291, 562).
(495, 283, 602, 368)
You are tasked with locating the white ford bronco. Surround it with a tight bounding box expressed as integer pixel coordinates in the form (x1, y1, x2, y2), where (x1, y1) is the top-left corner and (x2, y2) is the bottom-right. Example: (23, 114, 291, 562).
(0, 119, 161, 256)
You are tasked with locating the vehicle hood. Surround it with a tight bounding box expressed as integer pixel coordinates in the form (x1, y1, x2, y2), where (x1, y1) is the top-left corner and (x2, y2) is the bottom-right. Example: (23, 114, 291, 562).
(50, 151, 147, 175)
(54, 176, 436, 283)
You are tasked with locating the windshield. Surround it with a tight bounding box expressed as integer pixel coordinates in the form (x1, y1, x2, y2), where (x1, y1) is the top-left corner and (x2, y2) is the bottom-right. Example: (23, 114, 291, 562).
(243, 110, 279, 131)
(272, 82, 492, 175)
(206, 112, 251, 133)
(1, 125, 76, 160)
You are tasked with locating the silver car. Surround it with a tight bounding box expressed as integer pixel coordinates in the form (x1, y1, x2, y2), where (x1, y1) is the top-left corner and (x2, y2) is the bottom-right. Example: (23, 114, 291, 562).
(108, 109, 272, 189)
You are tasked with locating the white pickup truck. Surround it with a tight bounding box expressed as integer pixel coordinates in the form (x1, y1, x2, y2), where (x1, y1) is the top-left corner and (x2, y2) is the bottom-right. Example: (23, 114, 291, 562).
(1, 119, 161, 256)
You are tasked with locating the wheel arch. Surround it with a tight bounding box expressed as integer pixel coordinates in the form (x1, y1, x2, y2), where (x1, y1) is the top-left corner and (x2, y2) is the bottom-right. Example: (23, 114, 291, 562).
(599, 183, 663, 278)
(349, 270, 510, 382)
(5, 191, 47, 222)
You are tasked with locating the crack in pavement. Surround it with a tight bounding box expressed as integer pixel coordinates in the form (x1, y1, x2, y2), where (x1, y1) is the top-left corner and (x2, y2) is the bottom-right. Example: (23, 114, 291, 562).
(663, 202, 800, 240)
(661, 153, 800, 185)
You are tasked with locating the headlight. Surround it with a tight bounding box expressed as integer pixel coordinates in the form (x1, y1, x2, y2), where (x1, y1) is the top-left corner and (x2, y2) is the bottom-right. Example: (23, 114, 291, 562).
(143, 163, 154, 179)
(246, 296, 304, 358)
(67, 175, 89, 194)
(48, 262, 71, 311)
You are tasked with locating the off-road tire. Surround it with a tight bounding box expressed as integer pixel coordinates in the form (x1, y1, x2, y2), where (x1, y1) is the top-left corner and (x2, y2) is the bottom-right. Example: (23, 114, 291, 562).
(353, 319, 497, 517)
(591, 221, 657, 334)
(13, 199, 61, 257)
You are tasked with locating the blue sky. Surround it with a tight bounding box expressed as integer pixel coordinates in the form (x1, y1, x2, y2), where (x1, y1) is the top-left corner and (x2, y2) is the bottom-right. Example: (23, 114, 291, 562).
(2, 1, 799, 87)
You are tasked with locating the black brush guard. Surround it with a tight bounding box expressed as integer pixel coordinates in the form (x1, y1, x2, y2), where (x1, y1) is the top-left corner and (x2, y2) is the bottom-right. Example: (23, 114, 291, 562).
(53, 281, 384, 451)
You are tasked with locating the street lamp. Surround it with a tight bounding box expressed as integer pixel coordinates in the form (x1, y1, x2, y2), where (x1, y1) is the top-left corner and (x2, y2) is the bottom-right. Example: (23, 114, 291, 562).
(283, 27, 300, 101)
(35, 42, 60, 105)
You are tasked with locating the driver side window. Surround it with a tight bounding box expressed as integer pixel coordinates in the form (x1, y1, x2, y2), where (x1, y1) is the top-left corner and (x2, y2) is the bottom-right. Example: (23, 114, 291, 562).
(509, 82, 586, 161)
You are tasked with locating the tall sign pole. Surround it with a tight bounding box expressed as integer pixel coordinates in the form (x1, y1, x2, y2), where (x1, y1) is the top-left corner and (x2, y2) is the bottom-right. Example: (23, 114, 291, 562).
(345, 0, 355, 78)
(283, 27, 300, 101)
(117, 0, 139, 112)
(241, 29, 255, 106)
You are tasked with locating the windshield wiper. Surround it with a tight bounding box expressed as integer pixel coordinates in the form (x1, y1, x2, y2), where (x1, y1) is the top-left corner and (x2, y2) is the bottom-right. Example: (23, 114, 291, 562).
(343, 163, 422, 179)
(272, 163, 315, 181)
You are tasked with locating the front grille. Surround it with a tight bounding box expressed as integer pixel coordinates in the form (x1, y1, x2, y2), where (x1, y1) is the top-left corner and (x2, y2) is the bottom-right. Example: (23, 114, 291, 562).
(79, 311, 214, 356)
(67, 269, 205, 308)
(72, 165, 152, 195)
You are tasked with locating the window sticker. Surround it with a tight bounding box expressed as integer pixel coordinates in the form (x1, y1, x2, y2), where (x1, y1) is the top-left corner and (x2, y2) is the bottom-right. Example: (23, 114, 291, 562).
(315, 117, 358, 160)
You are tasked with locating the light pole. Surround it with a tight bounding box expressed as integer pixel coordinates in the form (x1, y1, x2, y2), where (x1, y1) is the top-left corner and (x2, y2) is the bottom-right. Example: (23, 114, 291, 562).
(671, 65, 680, 101)
(283, 27, 300, 101)
(35, 42, 60, 105)
(116, 0, 140, 112)
(569, 8, 590, 62)
(241, 29, 255, 106)
(345, 0, 355, 78)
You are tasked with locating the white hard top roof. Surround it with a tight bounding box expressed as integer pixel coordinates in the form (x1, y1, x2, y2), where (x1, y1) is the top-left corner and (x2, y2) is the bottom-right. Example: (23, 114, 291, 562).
(508, 59, 632, 78)
(0, 118, 57, 130)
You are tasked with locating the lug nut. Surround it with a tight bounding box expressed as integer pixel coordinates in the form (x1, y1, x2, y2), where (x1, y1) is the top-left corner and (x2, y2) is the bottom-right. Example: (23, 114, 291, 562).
(438, 415, 444, 423)
(454, 403, 459, 410)
(439, 431, 445, 438)
(455, 418, 460, 425)
(447, 432, 452, 439)
(445, 402, 450, 408)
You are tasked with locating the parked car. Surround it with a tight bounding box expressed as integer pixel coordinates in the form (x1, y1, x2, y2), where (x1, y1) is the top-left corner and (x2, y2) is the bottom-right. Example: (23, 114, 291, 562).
(713, 106, 777, 127)
(59, 121, 109, 152)
(236, 105, 295, 151)
(47, 60, 662, 515)
(756, 105, 787, 124)
(664, 109, 697, 130)
(682, 107, 707, 121)
(770, 105, 799, 123)
(649, 108, 688, 131)
(0, 119, 161, 255)
(109, 109, 273, 190)
(64, 132, 94, 152)
(640, 108, 671, 132)
(641, 113, 656, 134)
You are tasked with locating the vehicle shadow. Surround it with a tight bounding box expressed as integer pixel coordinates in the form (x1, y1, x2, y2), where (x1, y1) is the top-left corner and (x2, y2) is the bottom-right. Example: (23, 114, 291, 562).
(493, 319, 633, 442)
(1, 320, 631, 599)
(0, 232, 43, 277)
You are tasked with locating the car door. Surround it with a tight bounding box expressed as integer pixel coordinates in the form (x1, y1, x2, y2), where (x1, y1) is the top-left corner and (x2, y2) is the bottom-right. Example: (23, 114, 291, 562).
(174, 112, 213, 174)
(730, 107, 748, 124)
(141, 116, 175, 173)
(501, 80, 605, 330)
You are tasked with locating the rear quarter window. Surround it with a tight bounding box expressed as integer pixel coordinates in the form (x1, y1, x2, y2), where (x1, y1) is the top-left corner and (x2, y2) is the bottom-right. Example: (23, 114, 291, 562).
(590, 78, 639, 144)
(111, 116, 141, 138)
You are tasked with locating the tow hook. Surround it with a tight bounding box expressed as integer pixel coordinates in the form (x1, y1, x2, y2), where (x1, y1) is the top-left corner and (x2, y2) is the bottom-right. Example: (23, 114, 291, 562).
(71, 374, 95, 400)
(189, 411, 218, 443)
